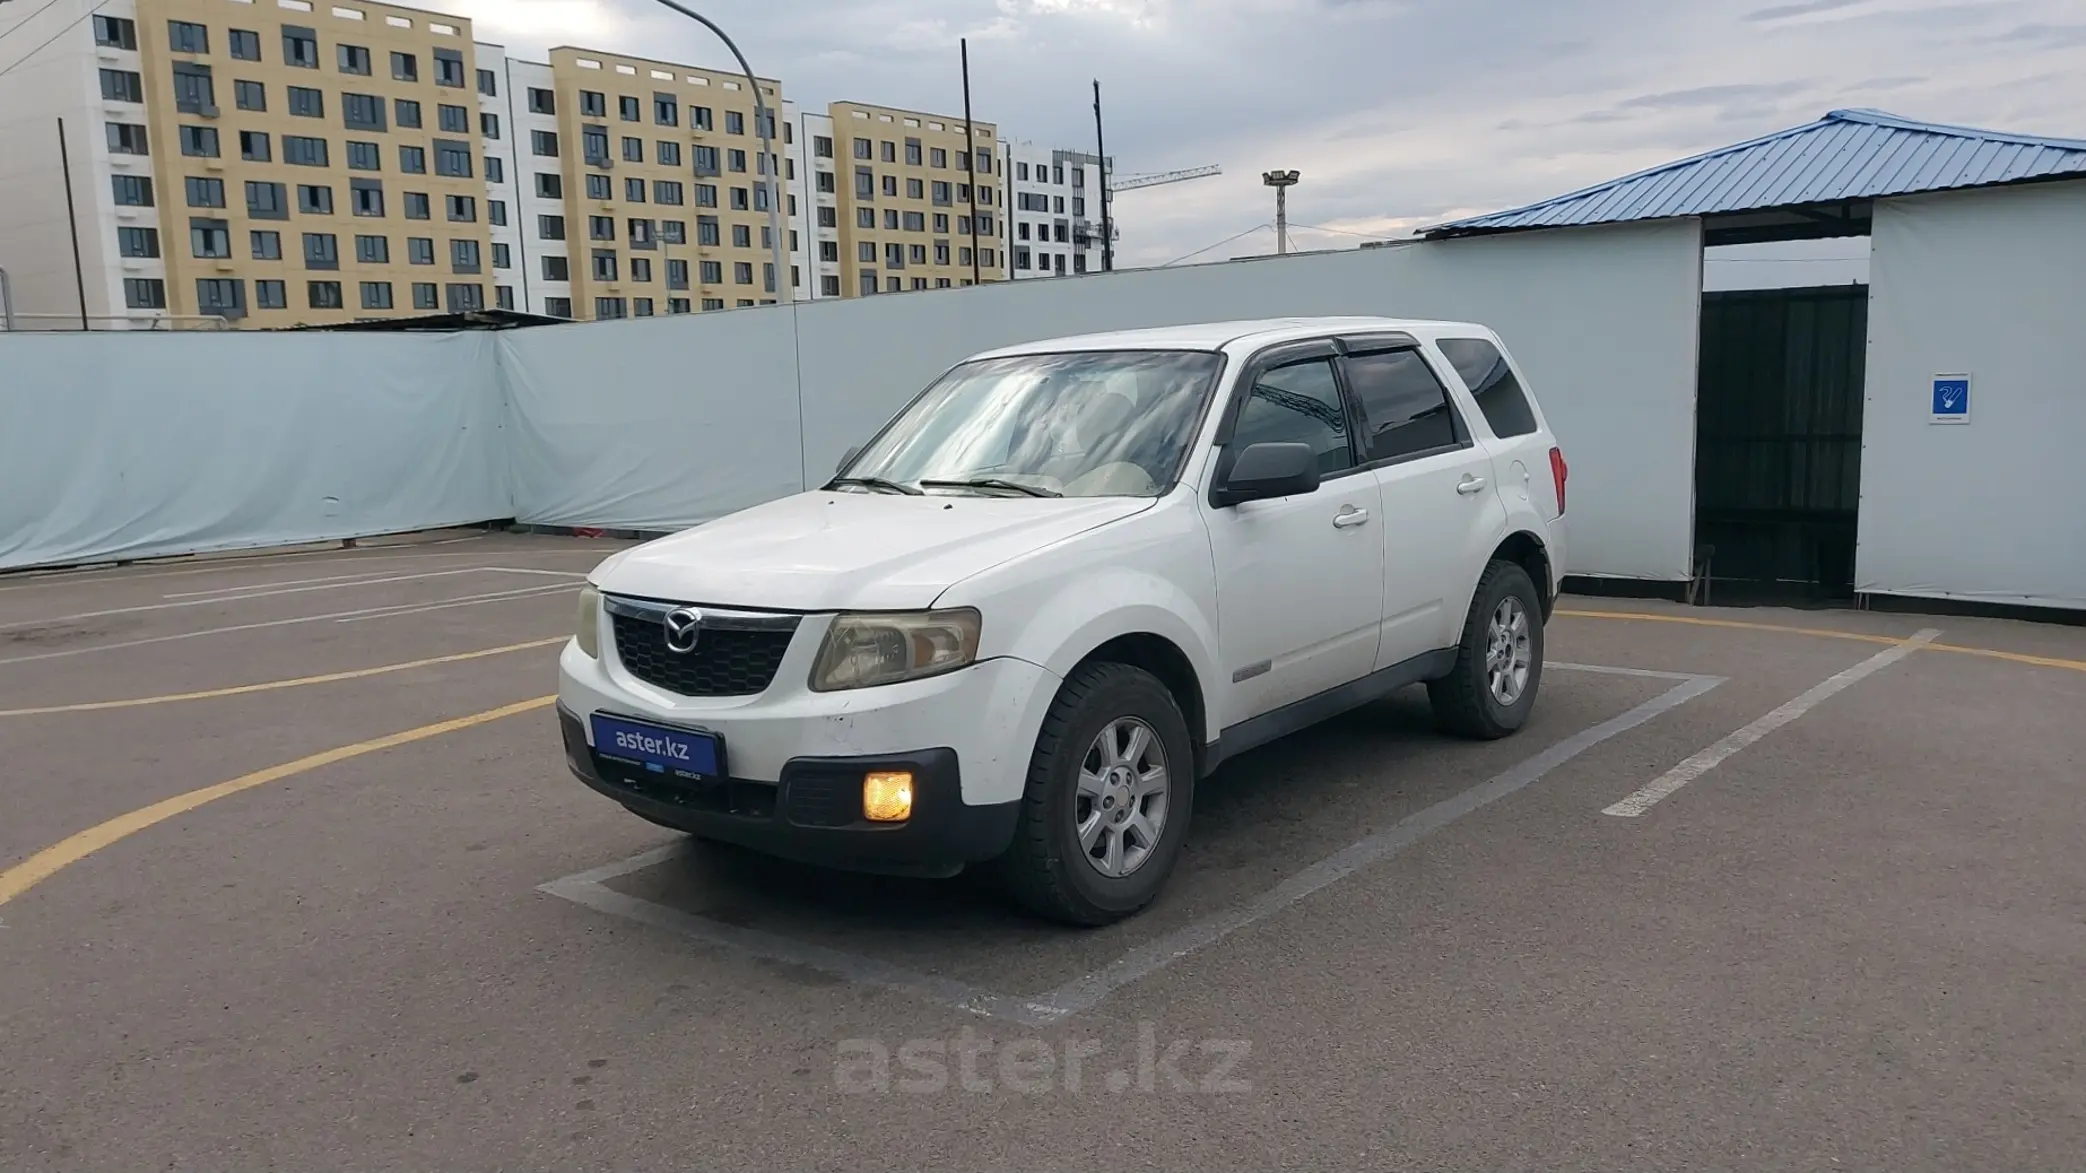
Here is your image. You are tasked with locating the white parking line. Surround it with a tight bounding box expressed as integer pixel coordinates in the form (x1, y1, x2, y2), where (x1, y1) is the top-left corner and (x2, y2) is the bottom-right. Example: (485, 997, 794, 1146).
(1601, 629, 1941, 818)
(0, 568, 503, 631)
(0, 583, 579, 666)
(483, 567, 593, 579)
(162, 567, 477, 599)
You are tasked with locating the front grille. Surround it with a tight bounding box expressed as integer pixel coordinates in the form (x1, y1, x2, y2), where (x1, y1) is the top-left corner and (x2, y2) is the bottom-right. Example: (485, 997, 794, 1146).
(595, 758, 777, 818)
(783, 766, 864, 828)
(610, 612, 797, 697)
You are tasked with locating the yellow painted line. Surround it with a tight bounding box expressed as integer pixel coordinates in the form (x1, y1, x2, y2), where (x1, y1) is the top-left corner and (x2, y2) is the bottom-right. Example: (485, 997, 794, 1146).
(1557, 608, 2086, 674)
(0, 695, 556, 906)
(0, 637, 566, 717)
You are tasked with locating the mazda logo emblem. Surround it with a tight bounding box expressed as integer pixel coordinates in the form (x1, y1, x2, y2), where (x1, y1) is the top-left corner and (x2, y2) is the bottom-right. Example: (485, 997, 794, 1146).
(662, 607, 703, 654)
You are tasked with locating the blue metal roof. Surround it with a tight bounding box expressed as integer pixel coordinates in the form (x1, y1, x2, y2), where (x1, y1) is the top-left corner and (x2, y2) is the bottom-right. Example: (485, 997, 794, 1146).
(1430, 109, 2086, 235)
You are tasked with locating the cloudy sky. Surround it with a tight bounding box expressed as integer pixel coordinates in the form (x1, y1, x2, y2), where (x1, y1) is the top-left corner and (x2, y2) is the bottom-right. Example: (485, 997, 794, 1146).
(425, 0, 2086, 266)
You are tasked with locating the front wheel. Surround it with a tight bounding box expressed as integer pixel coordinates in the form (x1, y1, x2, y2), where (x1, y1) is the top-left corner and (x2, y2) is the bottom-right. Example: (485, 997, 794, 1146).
(998, 663, 1196, 926)
(1428, 560, 1545, 739)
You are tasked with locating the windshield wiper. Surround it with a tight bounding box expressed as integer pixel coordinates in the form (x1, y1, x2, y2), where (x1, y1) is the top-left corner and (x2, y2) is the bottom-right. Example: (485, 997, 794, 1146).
(828, 476, 923, 496)
(919, 478, 1063, 498)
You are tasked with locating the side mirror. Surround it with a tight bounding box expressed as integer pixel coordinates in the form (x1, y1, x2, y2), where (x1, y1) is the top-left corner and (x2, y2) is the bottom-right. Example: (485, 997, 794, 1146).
(836, 445, 861, 475)
(1212, 442, 1320, 506)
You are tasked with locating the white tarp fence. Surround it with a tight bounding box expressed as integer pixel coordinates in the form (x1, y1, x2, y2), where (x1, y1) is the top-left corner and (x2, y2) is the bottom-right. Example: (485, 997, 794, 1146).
(0, 331, 507, 569)
(1858, 181, 2086, 610)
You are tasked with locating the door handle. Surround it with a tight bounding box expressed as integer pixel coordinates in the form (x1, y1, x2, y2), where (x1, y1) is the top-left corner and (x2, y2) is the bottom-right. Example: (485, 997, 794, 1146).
(1457, 476, 1488, 495)
(1332, 506, 1371, 529)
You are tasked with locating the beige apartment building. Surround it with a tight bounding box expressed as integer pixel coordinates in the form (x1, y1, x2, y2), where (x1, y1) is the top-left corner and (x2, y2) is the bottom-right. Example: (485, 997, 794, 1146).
(829, 101, 1002, 296)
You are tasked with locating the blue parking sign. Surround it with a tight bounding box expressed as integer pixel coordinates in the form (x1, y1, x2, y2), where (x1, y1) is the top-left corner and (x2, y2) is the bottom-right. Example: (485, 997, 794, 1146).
(1931, 375, 1970, 424)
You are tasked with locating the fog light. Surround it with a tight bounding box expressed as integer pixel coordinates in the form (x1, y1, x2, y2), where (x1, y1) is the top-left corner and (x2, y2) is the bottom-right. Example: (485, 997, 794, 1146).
(863, 771, 914, 823)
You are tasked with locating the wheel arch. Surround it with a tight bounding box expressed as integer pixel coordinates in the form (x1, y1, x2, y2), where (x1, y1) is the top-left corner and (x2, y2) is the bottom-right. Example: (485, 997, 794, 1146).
(1491, 530, 1555, 620)
(1068, 632, 1211, 779)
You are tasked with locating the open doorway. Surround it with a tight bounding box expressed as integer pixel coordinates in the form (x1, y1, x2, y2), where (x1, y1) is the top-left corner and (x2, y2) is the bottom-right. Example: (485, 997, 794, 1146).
(1692, 281, 1869, 602)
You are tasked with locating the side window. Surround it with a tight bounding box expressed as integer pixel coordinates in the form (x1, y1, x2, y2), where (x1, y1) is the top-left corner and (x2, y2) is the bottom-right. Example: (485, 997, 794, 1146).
(1436, 338, 1539, 438)
(1341, 349, 1464, 462)
(1232, 358, 1354, 476)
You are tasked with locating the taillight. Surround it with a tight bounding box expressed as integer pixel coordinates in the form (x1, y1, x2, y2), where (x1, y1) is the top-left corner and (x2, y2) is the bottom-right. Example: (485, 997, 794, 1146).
(1548, 447, 1567, 516)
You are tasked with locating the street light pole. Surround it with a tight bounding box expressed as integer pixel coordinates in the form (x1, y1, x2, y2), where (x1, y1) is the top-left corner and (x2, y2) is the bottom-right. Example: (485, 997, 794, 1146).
(1262, 169, 1299, 256)
(644, 0, 790, 305)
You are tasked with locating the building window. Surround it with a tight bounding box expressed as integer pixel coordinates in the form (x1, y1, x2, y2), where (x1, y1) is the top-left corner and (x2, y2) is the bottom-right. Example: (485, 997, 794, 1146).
(355, 233, 389, 263)
(345, 140, 378, 170)
(858, 270, 876, 296)
(188, 279, 238, 320)
(819, 275, 841, 297)
(856, 206, 875, 229)
(623, 135, 643, 163)
(695, 183, 718, 208)
(882, 209, 899, 231)
(117, 226, 159, 258)
(543, 255, 569, 281)
(404, 192, 431, 220)
(171, 63, 214, 114)
(292, 182, 328, 215)
(307, 281, 343, 309)
(343, 92, 386, 130)
(492, 242, 511, 269)
(657, 141, 681, 167)
(725, 110, 744, 136)
(815, 171, 836, 194)
(880, 141, 896, 163)
(303, 232, 339, 269)
(596, 297, 626, 319)
(185, 176, 225, 209)
(250, 229, 282, 259)
(360, 281, 393, 310)
(189, 217, 231, 258)
(906, 178, 924, 200)
(699, 260, 722, 284)
(666, 259, 688, 290)
(727, 148, 746, 173)
(242, 131, 273, 162)
(488, 198, 506, 226)
(813, 135, 834, 159)
(288, 86, 324, 118)
(604, 94, 631, 122)
(284, 136, 328, 167)
(690, 105, 713, 131)
(167, 20, 208, 54)
(496, 285, 516, 310)
(654, 180, 684, 206)
(535, 173, 562, 199)
(350, 179, 384, 216)
(338, 44, 371, 75)
(591, 249, 617, 280)
(99, 68, 143, 103)
(818, 205, 838, 228)
(629, 219, 654, 247)
(624, 176, 646, 203)
(446, 194, 477, 222)
(477, 68, 498, 96)
(732, 223, 752, 249)
(255, 280, 287, 309)
(582, 126, 610, 165)
(589, 215, 615, 241)
(283, 26, 319, 69)
(905, 139, 922, 165)
(585, 173, 611, 200)
(481, 112, 501, 140)
(545, 297, 573, 318)
(433, 49, 465, 88)
(528, 88, 555, 115)
(408, 237, 435, 265)
(105, 122, 149, 155)
(633, 297, 655, 317)
(229, 80, 266, 113)
(933, 241, 950, 265)
(532, 129, 559, 157)
(392, 51, 418, 81)
(659, 219, 685, 244)
(703, 297, 725, 310)
(654, 94, 677, 126)
(438, 103, 469, 134)
(669, 297, 690, 313)
(908, 243, 927, 265)
(693, 144, 719, 175)
(731, 187, 749, 211)
(903, 211, 925, 232)
(398, 145, 427, 173)
(857, 136, 879, 157)
(94, 15, 138, 50)
(734, 261, 753, 285)
(696, 216, 720, 246)
(395, 98, 422, 128)
(539, 215, 565, 240)
(881, 175, 898, 197)
(451, 239, 481, 274)
(435, 140, 474, 178)
(413, 282, 439, 309)
(575, 89, 604, 118)
(123, 278, 165, 309)
(631, 257, 652, 283)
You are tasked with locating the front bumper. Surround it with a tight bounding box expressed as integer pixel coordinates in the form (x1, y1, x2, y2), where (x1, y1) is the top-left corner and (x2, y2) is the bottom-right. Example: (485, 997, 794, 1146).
(560, 705, 1018, 874)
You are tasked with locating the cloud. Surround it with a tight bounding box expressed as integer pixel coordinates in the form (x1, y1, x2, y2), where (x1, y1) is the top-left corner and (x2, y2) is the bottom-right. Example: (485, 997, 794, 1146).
(1742, 0, 1869, 22)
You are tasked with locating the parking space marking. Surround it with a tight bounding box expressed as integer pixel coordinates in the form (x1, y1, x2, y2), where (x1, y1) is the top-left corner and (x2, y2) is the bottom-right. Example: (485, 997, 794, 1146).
(1560, 608, 2086, 675)
(0, 568, 503, 630)
(0, 584, 577, 666)
(0, 637, 564, 717)
(0, 696, 555, 907)
(1602, 629, 1940, 818)
(541, 663, 1724, 1027)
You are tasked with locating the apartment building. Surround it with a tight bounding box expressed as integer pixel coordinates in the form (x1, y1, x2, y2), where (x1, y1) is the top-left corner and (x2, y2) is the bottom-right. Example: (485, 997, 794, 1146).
(789, 107, 843, 299)
(1004, 141, 1106, 279)
(829, 101, 1003, 296)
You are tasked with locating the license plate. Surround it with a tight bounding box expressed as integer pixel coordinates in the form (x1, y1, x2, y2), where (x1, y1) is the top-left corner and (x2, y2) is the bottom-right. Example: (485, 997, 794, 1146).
(590, 713, 723, 780)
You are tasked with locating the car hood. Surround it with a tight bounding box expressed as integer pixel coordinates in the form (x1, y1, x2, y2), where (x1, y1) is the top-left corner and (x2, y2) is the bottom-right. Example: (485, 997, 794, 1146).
(593, 490, 1156, 612)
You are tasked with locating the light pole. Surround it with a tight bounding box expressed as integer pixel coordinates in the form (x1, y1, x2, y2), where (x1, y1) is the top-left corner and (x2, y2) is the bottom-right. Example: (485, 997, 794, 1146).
(1262, 169, 1299, 256)
(644, 1, 789, 305)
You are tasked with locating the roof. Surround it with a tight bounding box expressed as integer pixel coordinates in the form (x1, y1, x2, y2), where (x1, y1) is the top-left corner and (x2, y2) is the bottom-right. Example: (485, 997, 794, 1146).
(974, 316, 1483, 358)
(1430, 108, 2086, 236)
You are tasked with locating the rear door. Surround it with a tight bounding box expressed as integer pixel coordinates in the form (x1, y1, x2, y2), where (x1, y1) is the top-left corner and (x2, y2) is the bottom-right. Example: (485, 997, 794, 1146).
(1432, 334, 1559, 529)
(1337, 342, 1509, 669)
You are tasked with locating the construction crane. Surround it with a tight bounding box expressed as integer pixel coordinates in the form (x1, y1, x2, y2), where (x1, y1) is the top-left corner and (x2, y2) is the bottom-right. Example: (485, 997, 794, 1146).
(1111, 164, 1222, 192)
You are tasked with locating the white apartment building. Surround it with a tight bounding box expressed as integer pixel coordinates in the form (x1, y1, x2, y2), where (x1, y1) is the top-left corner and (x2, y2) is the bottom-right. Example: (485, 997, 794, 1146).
(789, 106, 841, 299)
(500, 56, 570, 317)
(474, 39, 522, 312)
(1002, 141, 1108, 280)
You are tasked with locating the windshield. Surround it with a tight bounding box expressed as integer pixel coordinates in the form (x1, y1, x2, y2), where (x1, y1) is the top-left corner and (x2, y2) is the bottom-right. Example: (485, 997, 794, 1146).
(837, 350, 1226, 498)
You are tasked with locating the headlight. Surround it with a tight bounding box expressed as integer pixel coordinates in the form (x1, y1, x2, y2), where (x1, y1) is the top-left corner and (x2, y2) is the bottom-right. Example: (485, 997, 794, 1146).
(810, 609, 981, 692)
(574, 585, 602, 658)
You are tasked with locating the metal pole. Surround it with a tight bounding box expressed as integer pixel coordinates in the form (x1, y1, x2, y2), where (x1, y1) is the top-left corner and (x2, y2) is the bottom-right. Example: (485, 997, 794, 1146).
(961, 37, 980, 285)
(642, 0, 789, 305)
(57, 118, 88, 330)
(0, 267, 15, 331)
(1276, 185, 1287, 255)
(1093, 80, 1113, 273)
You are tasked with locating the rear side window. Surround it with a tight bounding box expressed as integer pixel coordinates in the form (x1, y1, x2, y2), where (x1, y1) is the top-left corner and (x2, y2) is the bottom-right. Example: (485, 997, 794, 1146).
(1340, 349, 1464, 462)
(1437, 337, 1538, 438)
(1233, 358, 1354, 475)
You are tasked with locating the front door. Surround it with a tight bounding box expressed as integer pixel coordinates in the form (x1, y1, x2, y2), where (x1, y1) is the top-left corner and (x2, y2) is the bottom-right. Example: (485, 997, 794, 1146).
(1201, 354, 1384, 726)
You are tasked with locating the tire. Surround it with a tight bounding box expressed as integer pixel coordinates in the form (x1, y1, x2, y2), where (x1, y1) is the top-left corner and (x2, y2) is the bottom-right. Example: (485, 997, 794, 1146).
(1428, 559, 1545, 740)
(998, 662, 1196, 926)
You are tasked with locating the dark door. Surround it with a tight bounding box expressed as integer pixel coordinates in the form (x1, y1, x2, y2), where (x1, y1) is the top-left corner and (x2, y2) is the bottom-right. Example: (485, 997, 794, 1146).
(1693, 287, 1868, 599)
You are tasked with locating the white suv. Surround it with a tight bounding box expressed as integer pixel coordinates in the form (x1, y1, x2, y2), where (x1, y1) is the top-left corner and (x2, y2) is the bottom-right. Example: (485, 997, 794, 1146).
(557, 317, 1568, 924)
